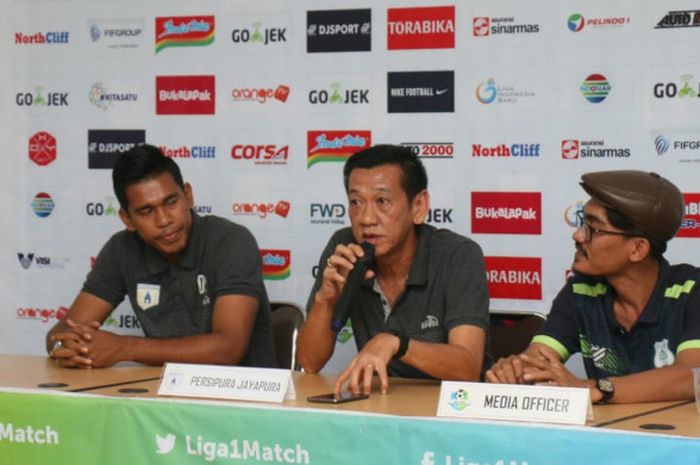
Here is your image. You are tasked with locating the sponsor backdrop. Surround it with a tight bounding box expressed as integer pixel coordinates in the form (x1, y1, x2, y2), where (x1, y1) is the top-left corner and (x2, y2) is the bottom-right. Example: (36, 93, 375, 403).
(2, 0, 700, 372)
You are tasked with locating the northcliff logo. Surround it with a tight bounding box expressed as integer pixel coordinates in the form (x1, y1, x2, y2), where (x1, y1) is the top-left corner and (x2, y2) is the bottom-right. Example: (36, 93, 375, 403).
(155, 16, 214, 53)
(15, 31, 69, 44)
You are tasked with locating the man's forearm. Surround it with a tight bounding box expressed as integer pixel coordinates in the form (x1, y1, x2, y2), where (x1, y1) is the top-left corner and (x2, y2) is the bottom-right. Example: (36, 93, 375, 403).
(402, 340, 483, 381)
(604, 364, 694, 403)
(296, 298, 337, 373)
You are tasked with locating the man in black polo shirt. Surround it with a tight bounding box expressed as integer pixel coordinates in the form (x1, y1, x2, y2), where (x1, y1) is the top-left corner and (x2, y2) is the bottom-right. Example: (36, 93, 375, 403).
(486, 170, 700, 403)
(46, 144, 274, 368)
(297, 144, 490, 395)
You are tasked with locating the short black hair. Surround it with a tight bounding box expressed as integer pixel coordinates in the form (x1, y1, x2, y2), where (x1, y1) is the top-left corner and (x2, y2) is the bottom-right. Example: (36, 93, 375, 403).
(112, 144, 185, 210)
(343, 144, 428, 200)
(605, 207, 666, 259)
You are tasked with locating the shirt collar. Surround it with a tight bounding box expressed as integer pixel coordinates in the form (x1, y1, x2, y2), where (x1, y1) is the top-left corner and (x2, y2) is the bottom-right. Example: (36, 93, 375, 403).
(144, 211, 200, 274)
(637, 258, 670, 324)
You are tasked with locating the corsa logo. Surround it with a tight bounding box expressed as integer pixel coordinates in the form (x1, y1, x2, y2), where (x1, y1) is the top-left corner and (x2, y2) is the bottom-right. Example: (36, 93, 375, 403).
(471, 192, 541, 235)
(231, 144, 289, 165)
(155, 16, 214, 53)
(387, 5, 455, 50)
(679, 193, 700, 238)
(484, 256, 542, 300)
(260, 249, 291, 280)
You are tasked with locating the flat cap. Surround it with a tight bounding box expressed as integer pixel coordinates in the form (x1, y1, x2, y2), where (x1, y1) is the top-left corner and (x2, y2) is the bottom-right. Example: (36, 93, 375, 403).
(580, 170, 683, 242)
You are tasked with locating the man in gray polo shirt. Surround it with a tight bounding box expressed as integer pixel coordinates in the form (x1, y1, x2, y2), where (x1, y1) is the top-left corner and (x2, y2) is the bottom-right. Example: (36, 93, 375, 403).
(46, 144, 274, 368)
(297, 144, 490, 395)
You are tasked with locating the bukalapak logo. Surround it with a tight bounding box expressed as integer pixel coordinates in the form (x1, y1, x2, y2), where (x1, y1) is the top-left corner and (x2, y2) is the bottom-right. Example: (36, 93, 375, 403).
(387, 5, 455, 50)
(679, 193, 700, 237)
(88, 129, 145, 169)
(472, 16, 540, 37)
(156, 75, 215, 115)
(155, 15, 214, 53)
(307, 9, 371, 53)
(401, 142, 454, 159)
(655, 10, 700, 29)
(472, 142, 540, 158)
(261, 249, 291, 280)
(484, 256, 542, 300)
(231, 144, 289, 166)
(388, 71, 454, 113)
(308, 82, 369, 105)
(307, 130, 371, 167)
(471, 192, 541, 235)
(561, 139, 630, 160)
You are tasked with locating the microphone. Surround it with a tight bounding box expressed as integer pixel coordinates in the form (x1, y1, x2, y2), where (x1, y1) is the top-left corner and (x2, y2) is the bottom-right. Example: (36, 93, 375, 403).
(330, 242, 375, 332)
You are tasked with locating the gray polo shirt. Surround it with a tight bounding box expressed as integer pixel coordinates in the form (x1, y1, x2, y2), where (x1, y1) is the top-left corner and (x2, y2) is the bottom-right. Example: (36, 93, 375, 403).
(307, 224, 491, 379)
(83, 213, 275, 367)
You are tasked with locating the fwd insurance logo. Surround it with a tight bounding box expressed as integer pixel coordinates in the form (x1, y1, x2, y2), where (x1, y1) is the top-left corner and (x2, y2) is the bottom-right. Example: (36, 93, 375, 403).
(310, 203, 346, 226)
(387, 5, 455, 50)
(307, 9, 371, 52)
(388, 71, 454, 113)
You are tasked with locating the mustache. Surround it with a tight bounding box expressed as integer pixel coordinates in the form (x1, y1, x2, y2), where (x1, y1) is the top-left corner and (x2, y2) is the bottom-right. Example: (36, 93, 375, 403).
(575, 243, 588, 258)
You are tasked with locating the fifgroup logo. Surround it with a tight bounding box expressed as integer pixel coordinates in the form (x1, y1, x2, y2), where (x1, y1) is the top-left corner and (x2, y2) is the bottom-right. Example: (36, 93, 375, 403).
(32, 192, 54, 218)
(401, 142, 454, 159)
(387, 5, 455, 50)
(471, 192, 541, 235)
(484, 256, 542, 300)
(261, 249, 291, 280)
(307, 130, 371, 167)
(580, 74, 611, 103)
(472, 16, 540, 36)
(88, 82, 138, 110)
(232, 85, 289, 103)
(231, 144, 289, 166)
(652, 133, 700, 162)
(28, 131, 57, 166)
(307, 9, 371, 53)
(155, 16, 215, 53)
(387, 71, 454, 113)
(679, 193, 700, 237)
(232, 22, 287, 45)
(476, 78, 535, 105)
(655, 10, 700, 29)
(567, 13, 630, 32)
(16, 87, 68, 107)
(232, 200, 290, 219)
(15, 31, 69, 44)
(88, 129, 146, 169)
(308, 82, 369, 105)
(653, 75, 699, 99)
(89, 19, 143, 48)
(156, 75, 215, 115)
(472, 142, 540, 158)
(561, 139, 630, 159)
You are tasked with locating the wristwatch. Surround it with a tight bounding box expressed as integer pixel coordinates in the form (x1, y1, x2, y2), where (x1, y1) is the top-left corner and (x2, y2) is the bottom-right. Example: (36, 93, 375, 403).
(384, 330, 410, 360)
(595, 378, 615, 404)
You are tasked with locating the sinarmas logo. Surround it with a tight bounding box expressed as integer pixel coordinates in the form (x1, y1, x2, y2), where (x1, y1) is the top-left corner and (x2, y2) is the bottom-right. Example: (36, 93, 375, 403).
(156, 433, 176, 454)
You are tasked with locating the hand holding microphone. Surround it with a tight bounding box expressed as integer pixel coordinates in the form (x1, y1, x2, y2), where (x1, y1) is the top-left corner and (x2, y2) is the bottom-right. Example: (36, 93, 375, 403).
(326, 242, 375, 332)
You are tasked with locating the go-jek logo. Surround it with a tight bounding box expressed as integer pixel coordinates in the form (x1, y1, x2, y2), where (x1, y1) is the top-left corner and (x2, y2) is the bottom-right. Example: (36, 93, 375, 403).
(156, 433, 176, 454)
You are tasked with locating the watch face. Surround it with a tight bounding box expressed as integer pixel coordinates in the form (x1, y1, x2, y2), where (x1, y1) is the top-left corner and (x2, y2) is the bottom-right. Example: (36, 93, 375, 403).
(598, 378, 614, 393)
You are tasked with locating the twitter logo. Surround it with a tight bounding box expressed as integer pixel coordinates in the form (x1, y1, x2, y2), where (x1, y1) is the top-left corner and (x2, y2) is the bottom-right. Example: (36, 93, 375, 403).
(155, 433, 176, 454)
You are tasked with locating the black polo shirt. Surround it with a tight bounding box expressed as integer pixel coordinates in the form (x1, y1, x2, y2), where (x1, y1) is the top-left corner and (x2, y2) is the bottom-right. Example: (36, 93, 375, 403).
(307, 224, 491, 379)
(82, 213, 275, 367)
(534, 259, 700, 378)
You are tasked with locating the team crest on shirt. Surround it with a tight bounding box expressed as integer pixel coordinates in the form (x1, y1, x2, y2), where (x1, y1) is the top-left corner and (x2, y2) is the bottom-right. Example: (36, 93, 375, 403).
(136, 283, 160, 310)
(653, 338, 675, 367)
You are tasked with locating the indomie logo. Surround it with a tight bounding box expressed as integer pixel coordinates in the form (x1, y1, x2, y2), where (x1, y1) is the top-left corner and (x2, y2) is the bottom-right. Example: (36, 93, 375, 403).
(156, 16, 215, 53)
(260, 249, 291, 280)
(307, 130, 371, 167)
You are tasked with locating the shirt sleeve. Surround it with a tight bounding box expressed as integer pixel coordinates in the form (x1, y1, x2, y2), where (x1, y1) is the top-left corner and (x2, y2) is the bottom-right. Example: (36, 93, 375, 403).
(81, 234, 127, 307)
(212, 224, 265, 302)
(532, 281, 581, 362)
(443, 241, 490, 332)
(678, 279, 700, 353)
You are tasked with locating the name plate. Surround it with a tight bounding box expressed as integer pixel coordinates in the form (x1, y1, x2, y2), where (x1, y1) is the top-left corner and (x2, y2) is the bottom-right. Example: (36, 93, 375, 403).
(437, 381, 590, 425)
(158, 363, 295, 403)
